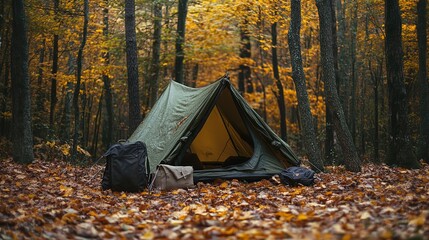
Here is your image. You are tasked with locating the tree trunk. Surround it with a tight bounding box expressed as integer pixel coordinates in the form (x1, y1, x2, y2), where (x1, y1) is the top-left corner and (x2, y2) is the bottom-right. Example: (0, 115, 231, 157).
(36, 39, 46, 116)
(125, 0, 142, 133)
(162, 3, 172, 80)
(72, 0, 88, 160)
(336, 0, 346, 103)
(417, 0, 429, 162)
(238, 18, 252, 94)
(174, 0, 188, 84)
(0, 0, 11, 138)
(102, 0, 113, 147)
(0, 54, 10, 138)
(271, 22, 287, 142)
(360, 65, 365, 155)
(349, 0, 358, 143)
(191, 63, 198, 88)
(11, 0, 34, 164)
(60, 50, 75, 142)
(325, 0, 338, 165)
(81, 87, 90, 147)
(371, 61, 382, 163)
(49, 0, 59, 128)
(384, 0, 420, 168)
(149, 1, 162, 107)
(289, 0, 324, 172)
(91, 94, 103, 158)
(316, 0, 361, 172)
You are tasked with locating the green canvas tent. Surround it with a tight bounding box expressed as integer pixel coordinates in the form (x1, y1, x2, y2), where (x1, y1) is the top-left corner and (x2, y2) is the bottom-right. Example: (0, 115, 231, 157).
(128, 77, 300, 182)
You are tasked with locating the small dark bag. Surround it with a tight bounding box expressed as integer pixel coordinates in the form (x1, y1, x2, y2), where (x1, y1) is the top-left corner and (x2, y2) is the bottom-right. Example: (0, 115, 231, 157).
(279, 167, 315, 186)
(101, 141, 148, 192)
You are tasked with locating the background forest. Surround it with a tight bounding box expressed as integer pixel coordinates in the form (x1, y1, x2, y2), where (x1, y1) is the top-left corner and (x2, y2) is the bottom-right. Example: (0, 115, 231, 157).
(0, 0, 428, 168)
(1, 0, 429, 238)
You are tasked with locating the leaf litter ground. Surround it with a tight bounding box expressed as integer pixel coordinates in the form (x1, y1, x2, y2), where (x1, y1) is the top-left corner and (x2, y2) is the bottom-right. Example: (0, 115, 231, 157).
(0, 158, 428, 239)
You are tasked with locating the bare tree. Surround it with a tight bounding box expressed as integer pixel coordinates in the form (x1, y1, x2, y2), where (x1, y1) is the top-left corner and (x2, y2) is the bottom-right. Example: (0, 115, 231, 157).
(149, 0, 162, 107)
(238, 17, 252, 94)
(102, 0, 114, 147)
(174, 0, 188, 84)
(384, 0, 420, 168)
(11, 0, 34, 163)
(125, 0, 142, 132)
(271, 21, 287, 141)
(49, 0, 59, 128)
(417, 0, 429, 162)
(289, 0, 324, 172)
(71, 0, 88, 160)
(316, 0, 361, 172)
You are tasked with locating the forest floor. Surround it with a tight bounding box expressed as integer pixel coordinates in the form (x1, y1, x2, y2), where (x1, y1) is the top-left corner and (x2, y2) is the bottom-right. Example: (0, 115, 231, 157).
(0, 157, 428, 239)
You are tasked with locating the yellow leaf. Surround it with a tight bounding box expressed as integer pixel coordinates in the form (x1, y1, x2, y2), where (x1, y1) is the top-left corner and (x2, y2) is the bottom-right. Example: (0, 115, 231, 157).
(342, 234, 352, 240)
(88, 211, 98, 217)
(409, 214, 426, 227)
(141, 230, 154, 240)
(297, 213, 308, 221)
(61, 144, 70, 156)
(219, 181, 228, 189)
(380, 229, 393, 239)
(276, 212, 294, 221)
(60, 185, 73, 197)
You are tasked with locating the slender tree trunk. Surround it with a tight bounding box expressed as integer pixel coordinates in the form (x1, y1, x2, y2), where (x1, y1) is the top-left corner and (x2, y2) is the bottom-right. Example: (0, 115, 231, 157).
(289, 0, 324, 172)
(384, 0, 420, 168)
(102, 0, 113, 147)
(325, 0, 337, 165)
(72, 0, 88, 160)
(238, 18, 252, 94)
(336, 0, 346, 105)
(91, 93, 103, 159)
(49, 0, 59, 128)
(60, 50, 74, 141)
(349, 0, 358, 142)
(149, 1, 162, 107)
(0, 61, 9, 138)
(162, 3, 171, 80)
(1, 3, 11, 138)
(316, 0, 361, 172)
(80, 83, 87, 146)
(371, 61, 382, 163)
(360, 67, 365, 155)
(256, 27, 267, 122)
(81, 87, 90, 147)
(271, 22, 287, 141)
(0, 53, 10, 138)
(417, 0, 429, 162)
(125, 0, 142, 133)
(191, 63, 198, 88)
(35, 39, 46, 114)
(174, 0, 188, 84)
(11, 0, 34, 164)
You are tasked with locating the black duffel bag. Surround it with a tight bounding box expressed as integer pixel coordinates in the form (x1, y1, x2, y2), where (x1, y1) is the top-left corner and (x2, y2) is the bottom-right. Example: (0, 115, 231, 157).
(279, 167, 315, 186)
(101, 141, 148, 192)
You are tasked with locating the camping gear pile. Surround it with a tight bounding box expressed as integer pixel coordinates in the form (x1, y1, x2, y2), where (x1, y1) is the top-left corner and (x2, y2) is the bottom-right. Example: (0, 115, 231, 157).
(101, 77, 313, 192)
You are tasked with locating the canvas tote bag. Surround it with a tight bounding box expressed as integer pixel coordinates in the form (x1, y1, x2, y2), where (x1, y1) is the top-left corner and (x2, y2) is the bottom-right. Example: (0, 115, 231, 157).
(150, 164, 194, 191)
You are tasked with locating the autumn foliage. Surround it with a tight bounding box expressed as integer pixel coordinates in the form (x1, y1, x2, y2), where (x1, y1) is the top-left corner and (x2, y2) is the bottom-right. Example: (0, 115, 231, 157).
(0, 158, 427, 239)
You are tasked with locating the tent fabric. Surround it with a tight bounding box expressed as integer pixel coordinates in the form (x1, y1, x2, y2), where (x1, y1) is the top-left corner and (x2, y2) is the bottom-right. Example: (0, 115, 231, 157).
(128, 77, 300, 181)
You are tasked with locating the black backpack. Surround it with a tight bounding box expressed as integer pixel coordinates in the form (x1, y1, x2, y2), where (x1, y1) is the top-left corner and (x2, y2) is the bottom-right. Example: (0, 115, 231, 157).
(101, 141, 149, 192)
(279, 167, 315, 186)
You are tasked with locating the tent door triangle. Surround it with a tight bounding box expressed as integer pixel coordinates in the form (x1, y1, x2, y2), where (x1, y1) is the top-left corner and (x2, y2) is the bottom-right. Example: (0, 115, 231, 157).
(181, 86, 255, 169)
